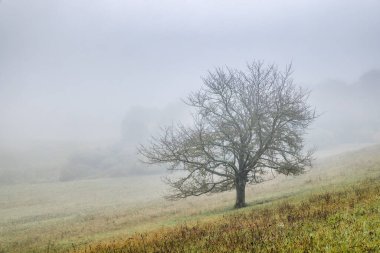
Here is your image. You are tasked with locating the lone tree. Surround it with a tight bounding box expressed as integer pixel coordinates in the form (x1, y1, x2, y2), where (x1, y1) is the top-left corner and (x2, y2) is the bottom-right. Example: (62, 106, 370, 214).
(139, 62, 316, 208)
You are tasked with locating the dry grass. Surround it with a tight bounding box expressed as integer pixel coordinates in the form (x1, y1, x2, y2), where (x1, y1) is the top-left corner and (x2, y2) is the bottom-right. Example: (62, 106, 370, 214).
(1, 144, 380, 252)
(78, 178, 380, 253)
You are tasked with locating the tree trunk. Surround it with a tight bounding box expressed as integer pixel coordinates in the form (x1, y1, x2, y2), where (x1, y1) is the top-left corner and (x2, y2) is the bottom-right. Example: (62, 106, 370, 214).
(234, 177, 246, 208)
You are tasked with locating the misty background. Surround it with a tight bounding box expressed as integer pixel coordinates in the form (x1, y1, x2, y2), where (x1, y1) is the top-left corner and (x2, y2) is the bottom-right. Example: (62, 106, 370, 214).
(1, 0, 379, 184)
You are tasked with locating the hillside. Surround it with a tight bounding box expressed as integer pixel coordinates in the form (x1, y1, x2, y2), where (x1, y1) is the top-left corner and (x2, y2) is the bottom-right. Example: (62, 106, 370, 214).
(76, 145, 380, 253)
(82, 178, 380, 252)
(0, 144, 379, 252)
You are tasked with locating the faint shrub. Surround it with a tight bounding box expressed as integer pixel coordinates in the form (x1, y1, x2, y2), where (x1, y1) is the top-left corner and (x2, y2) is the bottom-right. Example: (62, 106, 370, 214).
(0, 169, 15, 185)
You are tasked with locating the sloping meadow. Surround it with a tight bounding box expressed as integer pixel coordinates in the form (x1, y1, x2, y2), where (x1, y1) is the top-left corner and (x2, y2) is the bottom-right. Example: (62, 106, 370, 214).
(1, 145, 380, 252)
(77, 145, 380, 253)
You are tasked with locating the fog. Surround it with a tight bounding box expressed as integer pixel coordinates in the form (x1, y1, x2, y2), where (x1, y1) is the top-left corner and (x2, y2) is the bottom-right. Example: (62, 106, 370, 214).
(1, 0, 379, 184)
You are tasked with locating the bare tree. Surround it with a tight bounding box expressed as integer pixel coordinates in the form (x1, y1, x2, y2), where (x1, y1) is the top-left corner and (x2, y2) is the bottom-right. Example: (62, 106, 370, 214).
(139, 62, 316, 208)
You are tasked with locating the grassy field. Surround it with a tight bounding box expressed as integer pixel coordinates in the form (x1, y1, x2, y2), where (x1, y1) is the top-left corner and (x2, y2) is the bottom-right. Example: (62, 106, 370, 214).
(81, 178, 380, 253)
(1, 144, 380, 252)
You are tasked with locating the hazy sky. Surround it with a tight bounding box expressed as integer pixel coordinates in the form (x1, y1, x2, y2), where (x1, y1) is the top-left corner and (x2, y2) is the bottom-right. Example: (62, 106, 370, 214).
(1, 0, 379, 143)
